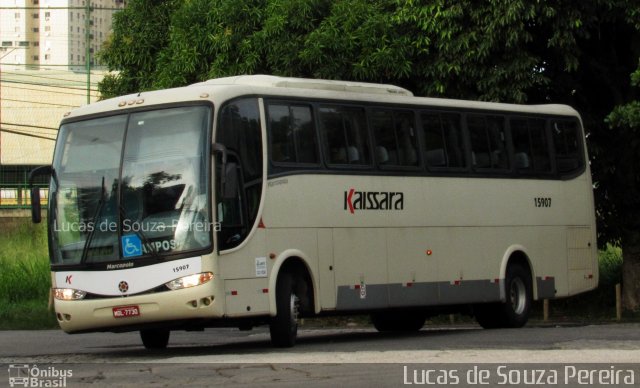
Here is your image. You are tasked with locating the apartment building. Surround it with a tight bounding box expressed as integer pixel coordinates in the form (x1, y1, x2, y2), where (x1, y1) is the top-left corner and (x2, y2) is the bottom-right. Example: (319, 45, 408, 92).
(0, 0, 126, 70)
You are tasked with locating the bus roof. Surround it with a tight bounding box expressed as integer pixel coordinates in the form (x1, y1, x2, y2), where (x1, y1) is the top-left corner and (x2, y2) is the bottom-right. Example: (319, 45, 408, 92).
(64, 75, 580, 120)
(194, 75, 414, 97)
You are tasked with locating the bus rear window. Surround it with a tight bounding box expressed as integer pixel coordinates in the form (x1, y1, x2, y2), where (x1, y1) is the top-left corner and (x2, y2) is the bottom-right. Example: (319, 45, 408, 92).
(552, 120, 584, 175)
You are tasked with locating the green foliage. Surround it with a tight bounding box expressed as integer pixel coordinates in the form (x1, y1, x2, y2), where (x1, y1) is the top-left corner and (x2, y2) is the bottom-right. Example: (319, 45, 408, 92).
(0, 223, 50, 303)
(0, 222, 57, 329)
(98, 1, 638, 104)
(97, 0, 180, 98)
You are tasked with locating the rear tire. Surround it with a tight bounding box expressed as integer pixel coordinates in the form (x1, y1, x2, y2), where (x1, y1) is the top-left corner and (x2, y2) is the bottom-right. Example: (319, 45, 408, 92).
(476, 263, 532, 329)
(140, 329, 170, 349)
(269, 272, 300, 348)
(371, 311, 426, 332)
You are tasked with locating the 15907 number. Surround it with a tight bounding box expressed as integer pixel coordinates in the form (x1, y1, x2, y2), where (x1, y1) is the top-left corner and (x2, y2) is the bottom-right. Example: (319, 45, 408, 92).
(173, 264, 190, 273)
(534, 197, 552, 208)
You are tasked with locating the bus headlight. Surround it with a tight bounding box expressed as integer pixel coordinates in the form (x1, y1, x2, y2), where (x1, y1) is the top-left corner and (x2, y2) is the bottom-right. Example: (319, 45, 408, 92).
(54, 288, 87, 300)
(165, 272, 214, 290)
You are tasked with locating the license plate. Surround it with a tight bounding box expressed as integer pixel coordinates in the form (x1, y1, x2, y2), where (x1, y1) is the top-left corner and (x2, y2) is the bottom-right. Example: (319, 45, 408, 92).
(113, 305, 140, 318)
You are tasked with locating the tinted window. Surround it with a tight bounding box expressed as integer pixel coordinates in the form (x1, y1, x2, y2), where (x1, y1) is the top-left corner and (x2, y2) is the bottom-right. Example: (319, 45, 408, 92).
(510, 118, 552, 173)
(552, 120, 583, 174)
(468, 115, 509, 170)
(422, 112, 466, 169)
(268, 103, 318, 164)
(319, 106, 370, 166)
(371, 109, 418, 167)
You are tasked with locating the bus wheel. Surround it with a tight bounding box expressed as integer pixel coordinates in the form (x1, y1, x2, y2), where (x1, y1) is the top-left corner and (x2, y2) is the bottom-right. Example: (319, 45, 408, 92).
(502, 264, 532, 328)
(475, 264, 532, 329)
(140, 329, 170, 349)
(371, 311, 426, 332)
(269, 272, 300, 347)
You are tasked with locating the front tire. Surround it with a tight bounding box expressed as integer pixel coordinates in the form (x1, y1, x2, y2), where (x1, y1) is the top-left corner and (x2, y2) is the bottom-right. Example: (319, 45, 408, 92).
(269, 272, 300, 347)
(140, 329, 170, 349)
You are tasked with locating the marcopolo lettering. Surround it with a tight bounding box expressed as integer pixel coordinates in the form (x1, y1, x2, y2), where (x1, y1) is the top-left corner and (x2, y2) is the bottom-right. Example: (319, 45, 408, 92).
(344, 188, 404, 214)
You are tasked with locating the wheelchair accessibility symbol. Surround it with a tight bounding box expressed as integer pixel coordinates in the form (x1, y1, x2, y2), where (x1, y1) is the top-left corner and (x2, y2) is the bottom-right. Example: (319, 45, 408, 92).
(122, 234, 142, 258)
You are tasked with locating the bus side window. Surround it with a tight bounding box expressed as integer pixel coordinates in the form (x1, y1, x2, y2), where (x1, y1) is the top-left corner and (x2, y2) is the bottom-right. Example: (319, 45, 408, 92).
(371, 109, 419, 168)
(510, 118, 551, 174)
(268, 103, 319, 165)
(319, 106, 370, 166)
(552, 120, 584, 175)
(468, 115, 508, 171)
(422, 112, 466, 169)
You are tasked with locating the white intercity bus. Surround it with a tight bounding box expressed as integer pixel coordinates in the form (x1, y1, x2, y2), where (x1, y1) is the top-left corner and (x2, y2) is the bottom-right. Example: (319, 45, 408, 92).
(29, 75, 597, 349)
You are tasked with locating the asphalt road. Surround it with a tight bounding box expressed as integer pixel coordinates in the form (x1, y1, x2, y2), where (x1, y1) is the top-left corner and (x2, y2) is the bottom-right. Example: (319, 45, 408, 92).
(1, 323, 640, 387)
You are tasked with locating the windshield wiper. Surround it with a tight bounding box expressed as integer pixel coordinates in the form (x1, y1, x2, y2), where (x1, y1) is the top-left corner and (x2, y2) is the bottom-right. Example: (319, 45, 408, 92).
(80, 176, 106, 264)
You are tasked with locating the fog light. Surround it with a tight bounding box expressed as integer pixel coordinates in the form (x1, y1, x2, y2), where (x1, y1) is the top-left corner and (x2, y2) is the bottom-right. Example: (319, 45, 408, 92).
(165, 272, 214, 290)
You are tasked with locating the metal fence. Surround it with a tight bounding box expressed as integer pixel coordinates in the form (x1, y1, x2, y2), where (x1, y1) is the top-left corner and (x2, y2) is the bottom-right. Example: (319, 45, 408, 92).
(0, 165, 49, 209)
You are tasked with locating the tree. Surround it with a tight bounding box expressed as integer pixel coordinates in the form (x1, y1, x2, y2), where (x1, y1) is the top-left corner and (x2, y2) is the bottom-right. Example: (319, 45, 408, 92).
(98, 0, 640, 310)
(97, 0, 180, 97)
(603, 63, 640, 310)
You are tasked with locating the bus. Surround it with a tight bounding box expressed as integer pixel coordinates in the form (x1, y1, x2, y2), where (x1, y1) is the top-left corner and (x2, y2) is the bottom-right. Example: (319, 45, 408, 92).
(29, 75, 597, 349)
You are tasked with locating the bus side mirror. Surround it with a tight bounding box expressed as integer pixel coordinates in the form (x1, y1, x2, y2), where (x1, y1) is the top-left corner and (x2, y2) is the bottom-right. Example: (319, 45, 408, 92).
(28, 165, 52, 224)
(31, 187, 42, 224)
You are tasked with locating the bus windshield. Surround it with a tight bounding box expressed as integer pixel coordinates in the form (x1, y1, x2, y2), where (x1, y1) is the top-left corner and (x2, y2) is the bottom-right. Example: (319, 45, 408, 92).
(49, 105, 212, 266)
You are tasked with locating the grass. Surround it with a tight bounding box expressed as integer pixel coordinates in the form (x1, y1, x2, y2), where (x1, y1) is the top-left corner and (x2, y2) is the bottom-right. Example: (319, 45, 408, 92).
(0, 220, 629, 329)
(0, 222, 58, 329)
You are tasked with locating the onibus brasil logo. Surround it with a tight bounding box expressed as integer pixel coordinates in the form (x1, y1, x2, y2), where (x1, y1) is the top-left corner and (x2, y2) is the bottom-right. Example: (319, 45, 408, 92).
(8, 364, 72, 387)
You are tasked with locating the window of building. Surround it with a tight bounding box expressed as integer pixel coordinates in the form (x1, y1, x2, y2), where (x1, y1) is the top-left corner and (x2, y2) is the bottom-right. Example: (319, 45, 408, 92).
(1, 41, 12, 47)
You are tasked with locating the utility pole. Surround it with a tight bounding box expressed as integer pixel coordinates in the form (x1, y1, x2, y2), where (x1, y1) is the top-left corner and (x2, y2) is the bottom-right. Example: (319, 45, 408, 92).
(85, 1, 92, 104)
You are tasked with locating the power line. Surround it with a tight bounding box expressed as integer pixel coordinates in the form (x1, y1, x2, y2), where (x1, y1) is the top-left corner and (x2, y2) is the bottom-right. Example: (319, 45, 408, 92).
(1, 84, 94, 97)
(2, 98, 79, 108)
(1, 79, 100, 93)
(2, 127, 55, 138)
(2, 71, 102, 86)
(1, 122, 58, 131)
(0, 128, 56, 141)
